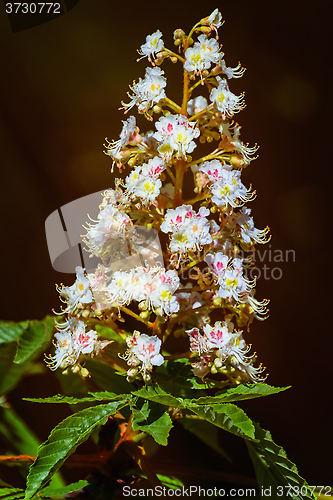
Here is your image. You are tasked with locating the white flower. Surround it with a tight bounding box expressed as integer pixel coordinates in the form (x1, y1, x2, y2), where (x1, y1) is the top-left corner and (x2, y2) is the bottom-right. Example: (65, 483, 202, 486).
(46, 319, 110, 371)
(187, 321, 265, 383)
(122, 67, 167, 114)
(226, 207, 270, 244)
(138, 30, 164, 61)
(197, 34, 223, 64)
(187, 96, 208, 116)
(57, 267, 92, 313)
(237, 208, 271, 244)
(125, 157, 165, 203)
(210, 169, 255, 208)
(205, 253, 254, 302)
(84, 205, 134, 260)
(153, 114, 200, 159)
(161, 205, 212, 254)
(210, 77, 244, 117)
(206, 9, 223, 32)
(107, 266, 180, 315)
(104, 116, 140, 161)
(184, 46, 210, 76)
(219, 122, 259, 165)
(220, 59, 246, 79)
(121, 331, 164, 381)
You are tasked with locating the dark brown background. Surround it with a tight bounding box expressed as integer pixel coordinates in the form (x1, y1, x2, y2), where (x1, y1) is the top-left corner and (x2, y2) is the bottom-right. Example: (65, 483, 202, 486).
(1, 0, 332, 487)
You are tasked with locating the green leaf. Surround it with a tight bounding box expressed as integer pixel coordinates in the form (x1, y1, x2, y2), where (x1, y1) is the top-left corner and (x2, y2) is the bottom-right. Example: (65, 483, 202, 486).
(38, 480, 89, 498)
(188, 384, 290, 405)
(0, 321, 29, 345)
(24, 390, 127, 405)
(189, 403, 255, 440)
(0, 343, 33, 396)
(132, 383, 184, 408)
(25, 400, 128, 500)
(85, 359, 135, 394)
(14, 317, 54, 364)
(178, 418, 232, 462)
(246, 423, 315, 500)
(94, 325, 126, 344)
(139, 474, 184, 490)
(156, 474, 184, 489)
(0, 487, 25, 500)
(130, 399, 173, 446)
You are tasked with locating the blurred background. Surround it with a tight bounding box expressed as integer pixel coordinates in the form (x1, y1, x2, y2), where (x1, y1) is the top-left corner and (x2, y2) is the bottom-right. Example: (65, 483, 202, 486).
(1, 0, 332, 487)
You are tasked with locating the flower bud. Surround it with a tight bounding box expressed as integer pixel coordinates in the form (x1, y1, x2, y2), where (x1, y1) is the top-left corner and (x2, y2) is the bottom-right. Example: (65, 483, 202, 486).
(153, 105, 162, 114)
(171, 57, 178, 64)
(71, 364, 81, 374)
(210, 365, 218, 375)
(142, 372, 151, 384)
(138, 300, 148, 311)
(140, 310, 150, 320)
(199, 26, 212, 34)
(214, 358, 223, 368)
(211, 65, 222, 76)
(213, 297, 222, 307)
(80, 367, 90, 378)
(81, 309, 90, 318)
(128, 156, 137, 167)
(229, 356, 238, 367)
(154, 307, 163, 317)
(202, 69, 209, 78)
(173, 29, 185, 40)
(127, 367, 139, 382)
(229, 154, 245, 168)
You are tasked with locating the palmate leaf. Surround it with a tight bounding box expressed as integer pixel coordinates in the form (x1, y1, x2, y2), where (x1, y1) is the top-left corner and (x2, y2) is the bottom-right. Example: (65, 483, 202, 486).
(14, 317, 54, 364)
(189, 403, 255, 440)
(25, 400, 128, 500)
(246, 423, 315, 500)
(188, 383, 290, 405)
(130, 399, 173, 446)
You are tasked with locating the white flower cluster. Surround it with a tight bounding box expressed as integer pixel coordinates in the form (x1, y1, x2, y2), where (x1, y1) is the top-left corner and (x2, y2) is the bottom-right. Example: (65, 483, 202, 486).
(121, 331, 164, 383)
(160, 204, 212, 254)
(107, 266, 180, 315)
(187, 321, 265, 383)
(48, 8, 270, 387)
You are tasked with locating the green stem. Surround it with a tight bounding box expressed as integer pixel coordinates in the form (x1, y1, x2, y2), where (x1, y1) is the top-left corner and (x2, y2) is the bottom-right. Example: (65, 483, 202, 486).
(185, 192, 212, 206)
(119, 306, 154, 330)
(163, 96, 182, 114)
(173, 158, 186, 205)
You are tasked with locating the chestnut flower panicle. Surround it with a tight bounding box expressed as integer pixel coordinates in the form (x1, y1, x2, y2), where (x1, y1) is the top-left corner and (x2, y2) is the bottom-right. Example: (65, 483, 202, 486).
(47, 8, 270, 388)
